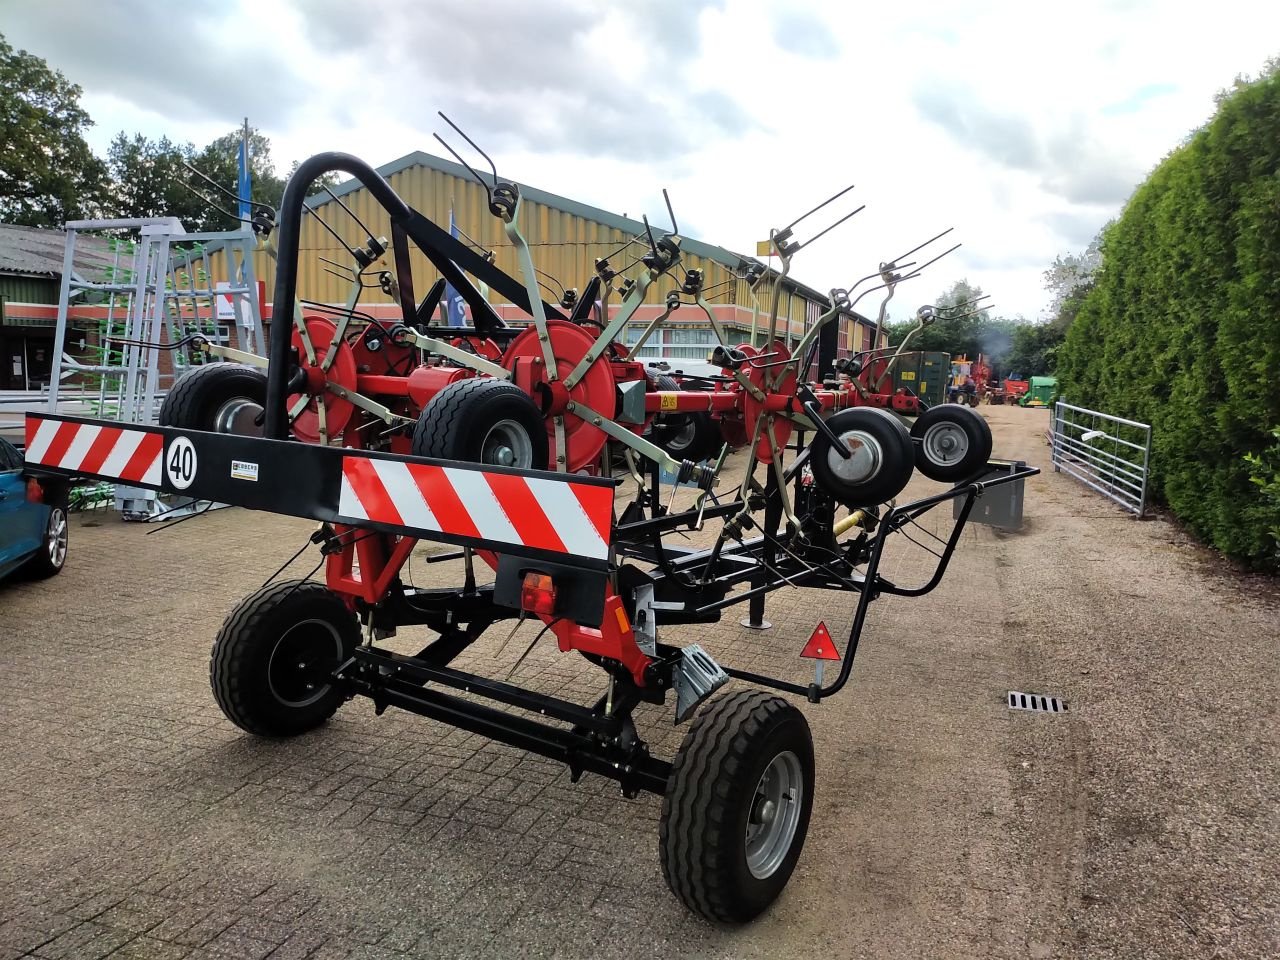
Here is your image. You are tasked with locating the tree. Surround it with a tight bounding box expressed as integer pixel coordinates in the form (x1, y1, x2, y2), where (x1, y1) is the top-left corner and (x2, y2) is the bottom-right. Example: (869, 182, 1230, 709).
(1056, 65, 1280, 568)
(0, 34, 109, 226)
(106, 127, 341, 231)
(107, 132, 205, 224)
(1042, 236, 1102, 328)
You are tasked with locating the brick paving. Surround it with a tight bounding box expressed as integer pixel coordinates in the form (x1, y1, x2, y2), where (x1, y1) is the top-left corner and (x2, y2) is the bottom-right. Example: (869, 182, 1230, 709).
(3, 408, 1275, 958)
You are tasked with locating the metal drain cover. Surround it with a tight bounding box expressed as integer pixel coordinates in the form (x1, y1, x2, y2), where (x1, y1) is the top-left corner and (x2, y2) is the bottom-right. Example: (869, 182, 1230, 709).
(1008, 691, 1068, 713)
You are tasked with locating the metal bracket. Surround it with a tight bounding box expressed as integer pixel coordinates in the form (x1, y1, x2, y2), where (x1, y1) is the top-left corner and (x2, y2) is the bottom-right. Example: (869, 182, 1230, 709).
(674, 644, 729, 722)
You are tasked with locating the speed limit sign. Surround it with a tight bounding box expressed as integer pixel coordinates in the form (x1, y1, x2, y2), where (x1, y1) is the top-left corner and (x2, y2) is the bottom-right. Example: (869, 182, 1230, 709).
(165, 436, 198, 490)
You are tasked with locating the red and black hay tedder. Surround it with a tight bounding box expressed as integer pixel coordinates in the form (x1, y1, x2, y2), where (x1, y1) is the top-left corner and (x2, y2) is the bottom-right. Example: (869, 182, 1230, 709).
(24, 128, 1036, 923)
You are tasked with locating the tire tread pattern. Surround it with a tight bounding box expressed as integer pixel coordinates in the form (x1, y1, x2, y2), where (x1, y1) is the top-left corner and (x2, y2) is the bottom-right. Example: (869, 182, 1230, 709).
(659, 690, 812, 923)
(210, 579, 356, 738)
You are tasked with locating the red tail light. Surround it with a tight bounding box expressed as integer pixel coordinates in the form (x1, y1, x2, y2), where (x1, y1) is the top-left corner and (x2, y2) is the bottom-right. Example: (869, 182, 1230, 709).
(520, 571, 557, 617)
(26, 478, 44, 504)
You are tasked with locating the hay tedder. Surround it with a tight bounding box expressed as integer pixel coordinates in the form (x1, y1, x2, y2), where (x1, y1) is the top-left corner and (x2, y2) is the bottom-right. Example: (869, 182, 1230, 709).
(24, 126, 1036, 923)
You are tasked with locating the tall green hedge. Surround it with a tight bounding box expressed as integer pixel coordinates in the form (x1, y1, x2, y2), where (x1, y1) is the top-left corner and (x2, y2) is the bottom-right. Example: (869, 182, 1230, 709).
(1056, 69, 1280, 568)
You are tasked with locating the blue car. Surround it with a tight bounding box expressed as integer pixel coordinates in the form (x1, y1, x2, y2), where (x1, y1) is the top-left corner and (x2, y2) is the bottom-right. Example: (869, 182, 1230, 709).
(0, 436, 68, 581)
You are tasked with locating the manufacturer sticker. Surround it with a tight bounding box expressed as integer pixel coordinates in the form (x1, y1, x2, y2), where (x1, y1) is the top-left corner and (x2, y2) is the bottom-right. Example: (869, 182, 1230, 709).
(230, 460, 259, 482)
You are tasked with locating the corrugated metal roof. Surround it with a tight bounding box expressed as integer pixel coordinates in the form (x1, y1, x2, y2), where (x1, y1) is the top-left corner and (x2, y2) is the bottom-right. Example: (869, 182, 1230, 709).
(0, 224, 116, 282)
(318, 151, 872, 327)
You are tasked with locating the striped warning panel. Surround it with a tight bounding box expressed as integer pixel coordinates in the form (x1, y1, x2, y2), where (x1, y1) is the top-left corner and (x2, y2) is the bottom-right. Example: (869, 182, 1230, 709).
(338, 457, 613, 561)
(24, 417, 163, 486)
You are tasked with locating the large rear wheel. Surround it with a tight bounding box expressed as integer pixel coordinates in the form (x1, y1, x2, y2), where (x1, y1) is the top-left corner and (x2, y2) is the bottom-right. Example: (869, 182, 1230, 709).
(659, 690, 815, 923)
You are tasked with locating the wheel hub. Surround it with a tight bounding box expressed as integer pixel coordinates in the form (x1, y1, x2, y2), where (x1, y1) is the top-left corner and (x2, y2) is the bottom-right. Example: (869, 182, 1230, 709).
(828, 430, 882, 483)
(745, 750, 804, 880)
(267, 619, 344, 708)
(923, 421, 968, 465)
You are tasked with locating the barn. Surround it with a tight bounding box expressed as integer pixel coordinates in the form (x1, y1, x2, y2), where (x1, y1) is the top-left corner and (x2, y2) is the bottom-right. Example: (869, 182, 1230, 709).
(204, 150, 886, 365)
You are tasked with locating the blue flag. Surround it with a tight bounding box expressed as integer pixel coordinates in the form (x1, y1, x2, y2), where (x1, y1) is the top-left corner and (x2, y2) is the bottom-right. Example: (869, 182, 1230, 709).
(237, 138, 252, 224)
(444, 208, 467, 328)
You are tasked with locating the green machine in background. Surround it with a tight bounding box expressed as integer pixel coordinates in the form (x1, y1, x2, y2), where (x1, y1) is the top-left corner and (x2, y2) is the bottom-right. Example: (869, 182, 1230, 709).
(1019, 376, 1058, 407)
(891, 351, 951, 405)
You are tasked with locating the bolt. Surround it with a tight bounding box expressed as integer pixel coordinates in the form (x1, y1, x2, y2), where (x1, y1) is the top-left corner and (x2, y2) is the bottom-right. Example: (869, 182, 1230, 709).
(592, 417, 602, 425)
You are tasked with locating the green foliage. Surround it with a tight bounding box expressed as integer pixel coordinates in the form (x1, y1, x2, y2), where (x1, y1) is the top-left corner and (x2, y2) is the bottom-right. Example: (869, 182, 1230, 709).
(887, 279, 1063, 378)
(0, 34, 109, 226)
(1244, 428, 1280, 563)
(107, 128, 338, 231)
(1056, 65, 1280, 568)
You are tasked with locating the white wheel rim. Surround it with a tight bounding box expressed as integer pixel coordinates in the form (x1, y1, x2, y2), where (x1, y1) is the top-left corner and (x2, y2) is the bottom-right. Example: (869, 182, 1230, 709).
(482, 419, 533, 468)
(213, 397, 264, 436)
(745, 750, 804, 880)
(827, 430, 882, 483)
(922, 421, 969, 466)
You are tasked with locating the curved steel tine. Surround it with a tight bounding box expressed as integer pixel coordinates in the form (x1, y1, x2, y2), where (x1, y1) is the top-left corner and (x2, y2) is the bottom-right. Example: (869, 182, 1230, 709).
(437, 112, 499, 187)
(534, 267, 565, 298)
(887, 226, 955, 267)
(432, 133, 492, 200)
(899, 242, 963, 281)
(784, 184, 856, 232)
(181, 161, 274, 215)
(663, 188, 678, 235)
(794, 204, 866, 252)
(317, 255, 357, 276)
(323, 186, 374, 239)
(849, 271, 922, 311)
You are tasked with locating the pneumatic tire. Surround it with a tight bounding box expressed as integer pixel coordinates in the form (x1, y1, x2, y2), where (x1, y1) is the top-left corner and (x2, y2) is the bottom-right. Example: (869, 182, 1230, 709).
(411, 378, 548, 470)
(809, 407, 914, 506)
(910, 404, 993, 482)
(659, 690, 815, 924)
(210, 580, 358, 738)
(159, 362, 267, 435)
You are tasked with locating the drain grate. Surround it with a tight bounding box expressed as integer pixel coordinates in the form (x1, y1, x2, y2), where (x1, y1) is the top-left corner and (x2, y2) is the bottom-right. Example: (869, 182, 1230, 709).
(1008, 691, 1068, 713)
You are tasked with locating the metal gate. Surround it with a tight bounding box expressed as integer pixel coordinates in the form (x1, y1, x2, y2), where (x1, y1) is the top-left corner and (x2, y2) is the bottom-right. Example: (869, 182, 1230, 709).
(1050, 401, 1152, 517)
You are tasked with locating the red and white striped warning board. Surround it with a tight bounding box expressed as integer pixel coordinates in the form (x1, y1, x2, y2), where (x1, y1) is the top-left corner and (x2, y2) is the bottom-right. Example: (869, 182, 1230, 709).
(338, 456, 614, 561)
(24, 417, 163, 486)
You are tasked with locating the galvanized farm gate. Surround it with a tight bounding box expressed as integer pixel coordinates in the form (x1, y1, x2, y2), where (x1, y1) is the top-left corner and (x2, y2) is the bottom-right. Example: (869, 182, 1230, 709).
(1050, 401, 1152, 517)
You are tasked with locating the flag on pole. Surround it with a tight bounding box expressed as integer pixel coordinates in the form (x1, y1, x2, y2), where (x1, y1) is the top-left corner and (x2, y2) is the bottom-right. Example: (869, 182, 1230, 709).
(237, 122, 252, 223)
(444, 207, 467, 328)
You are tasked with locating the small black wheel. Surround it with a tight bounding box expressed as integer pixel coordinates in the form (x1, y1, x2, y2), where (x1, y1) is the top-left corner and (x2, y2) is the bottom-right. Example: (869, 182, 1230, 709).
(809, 407, 914, 506)
(159, 362, 267, 435)
(24, 504, 68, 579)
(210, 580, 358, 737)
(910, 404, 993, 482)
(412, 377, 548, 470)
(660, 690, 815, 924)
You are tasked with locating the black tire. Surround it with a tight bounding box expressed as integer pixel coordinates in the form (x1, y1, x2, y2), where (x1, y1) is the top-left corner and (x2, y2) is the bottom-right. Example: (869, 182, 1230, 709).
(809, 407, 914, 506)
(24, 504, 68, 579)
(660, 690, 815, 924)
(412, 377, 548, 470)
(659, 411, 720, 463)
(910, 404, 993, 482)
(210, 580, 358, 737)
(644, 374, 682, 445)
(159, 362, 267, 434)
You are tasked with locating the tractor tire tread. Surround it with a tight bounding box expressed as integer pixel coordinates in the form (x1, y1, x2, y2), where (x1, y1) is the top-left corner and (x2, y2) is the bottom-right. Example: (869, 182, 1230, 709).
(210, 579, 355, 738)
(660, 690, 808, 924)
(159, 362, 267, 430)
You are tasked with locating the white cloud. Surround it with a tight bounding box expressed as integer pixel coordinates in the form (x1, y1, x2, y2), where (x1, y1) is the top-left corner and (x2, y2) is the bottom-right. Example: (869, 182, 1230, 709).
(5, 0, 1279, 322)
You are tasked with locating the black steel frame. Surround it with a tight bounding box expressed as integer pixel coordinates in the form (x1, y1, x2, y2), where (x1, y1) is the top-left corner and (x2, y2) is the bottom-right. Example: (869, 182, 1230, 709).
(222, 152, 1041, 794)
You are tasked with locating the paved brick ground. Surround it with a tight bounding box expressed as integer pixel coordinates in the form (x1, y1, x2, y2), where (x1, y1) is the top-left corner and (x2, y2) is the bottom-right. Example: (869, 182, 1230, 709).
(2, 407, 1276, 958)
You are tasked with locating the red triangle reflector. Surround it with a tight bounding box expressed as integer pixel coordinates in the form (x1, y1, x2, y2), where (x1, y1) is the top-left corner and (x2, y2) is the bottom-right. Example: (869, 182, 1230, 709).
(800, 621, 840, 660)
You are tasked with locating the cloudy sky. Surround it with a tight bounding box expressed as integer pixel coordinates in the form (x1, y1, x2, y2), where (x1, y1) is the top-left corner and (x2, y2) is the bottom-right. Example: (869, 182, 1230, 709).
(6, 0, 1279, 321)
